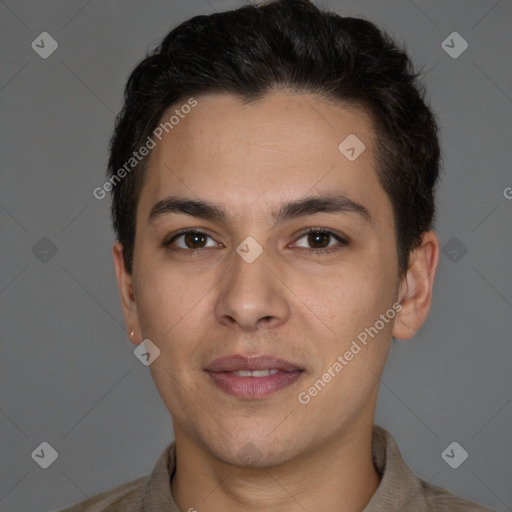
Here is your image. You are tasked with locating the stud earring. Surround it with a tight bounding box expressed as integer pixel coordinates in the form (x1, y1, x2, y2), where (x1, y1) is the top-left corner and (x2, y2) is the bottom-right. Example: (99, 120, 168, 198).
(130, 330, 135, 337)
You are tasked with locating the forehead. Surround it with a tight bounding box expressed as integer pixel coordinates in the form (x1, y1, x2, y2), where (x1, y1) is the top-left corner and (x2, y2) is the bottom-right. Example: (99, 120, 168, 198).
(137, 91, 390, 227)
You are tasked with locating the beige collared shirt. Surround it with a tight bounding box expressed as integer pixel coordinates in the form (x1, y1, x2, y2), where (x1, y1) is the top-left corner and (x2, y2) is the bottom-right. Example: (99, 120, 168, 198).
(59, 425, 495, 511)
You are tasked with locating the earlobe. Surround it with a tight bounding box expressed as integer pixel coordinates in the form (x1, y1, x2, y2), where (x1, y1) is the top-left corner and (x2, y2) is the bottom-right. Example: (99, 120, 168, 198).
(392, 231, 440, 340)
(112, 242, 141, 345)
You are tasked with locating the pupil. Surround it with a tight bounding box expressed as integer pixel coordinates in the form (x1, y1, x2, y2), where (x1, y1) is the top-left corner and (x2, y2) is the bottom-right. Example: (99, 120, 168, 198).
(309, 232, 329, 248)
(185, 232, 205, 248)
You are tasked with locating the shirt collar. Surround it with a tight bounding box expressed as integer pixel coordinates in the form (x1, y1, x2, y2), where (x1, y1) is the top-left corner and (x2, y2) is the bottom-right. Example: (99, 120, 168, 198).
(364, 425, 428, 511)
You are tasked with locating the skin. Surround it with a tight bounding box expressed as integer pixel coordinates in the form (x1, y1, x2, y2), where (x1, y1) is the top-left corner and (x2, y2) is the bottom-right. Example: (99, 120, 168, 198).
(113, 91, 439, 512)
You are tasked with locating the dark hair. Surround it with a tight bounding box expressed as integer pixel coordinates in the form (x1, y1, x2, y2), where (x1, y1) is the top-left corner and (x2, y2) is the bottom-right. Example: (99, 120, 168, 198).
(107, 0, 440, 276)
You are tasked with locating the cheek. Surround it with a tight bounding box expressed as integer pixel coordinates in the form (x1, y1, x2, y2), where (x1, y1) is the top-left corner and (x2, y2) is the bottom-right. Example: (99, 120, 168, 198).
(297, 268, 395, 417)
(134, 264, 218, 387)
(134, 261, 211, 340)
(303, 260, 396, 343)
(135, 266, 214, 414)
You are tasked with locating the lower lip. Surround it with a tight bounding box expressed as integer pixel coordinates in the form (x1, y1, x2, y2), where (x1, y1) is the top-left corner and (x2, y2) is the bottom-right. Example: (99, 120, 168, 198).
(205, 370, 303, 399)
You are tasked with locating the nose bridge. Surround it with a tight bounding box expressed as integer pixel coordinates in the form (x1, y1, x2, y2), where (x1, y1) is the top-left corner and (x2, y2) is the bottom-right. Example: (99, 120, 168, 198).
(215, 245, 289, 329)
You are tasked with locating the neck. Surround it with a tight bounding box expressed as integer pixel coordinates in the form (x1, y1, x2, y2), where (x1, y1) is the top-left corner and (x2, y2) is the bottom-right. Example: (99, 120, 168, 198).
(171, 422, 381, 512)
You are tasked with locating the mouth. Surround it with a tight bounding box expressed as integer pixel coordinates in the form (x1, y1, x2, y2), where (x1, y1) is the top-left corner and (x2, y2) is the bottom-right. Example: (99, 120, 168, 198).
(204, 354, 305, 399)
(230, 369, 280, 377)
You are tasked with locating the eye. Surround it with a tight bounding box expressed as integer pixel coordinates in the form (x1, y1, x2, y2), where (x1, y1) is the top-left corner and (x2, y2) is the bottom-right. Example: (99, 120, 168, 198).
(162, 228, 348, 255)
(293, 228, 348, 254)
(162, 230, 220, 253)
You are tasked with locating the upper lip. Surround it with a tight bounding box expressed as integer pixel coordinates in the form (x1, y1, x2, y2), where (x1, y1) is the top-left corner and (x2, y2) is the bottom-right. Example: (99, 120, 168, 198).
(205, 355, 304, 372)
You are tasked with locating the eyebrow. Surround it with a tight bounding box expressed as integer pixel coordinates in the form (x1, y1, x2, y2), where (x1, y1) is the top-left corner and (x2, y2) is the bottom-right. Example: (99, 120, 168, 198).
(148, 192, 372, 226)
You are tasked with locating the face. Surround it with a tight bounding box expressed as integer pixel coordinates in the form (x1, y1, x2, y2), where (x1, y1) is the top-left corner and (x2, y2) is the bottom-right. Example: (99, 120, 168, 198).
(114, 91, 421, 468)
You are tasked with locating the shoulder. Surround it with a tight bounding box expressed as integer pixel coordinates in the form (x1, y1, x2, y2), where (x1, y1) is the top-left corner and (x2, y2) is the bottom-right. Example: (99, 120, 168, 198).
(57, 440, 176, 512)
(420, 479, 497, 511)
(57, 476, 146, 512)
(370, 425, 496, 512)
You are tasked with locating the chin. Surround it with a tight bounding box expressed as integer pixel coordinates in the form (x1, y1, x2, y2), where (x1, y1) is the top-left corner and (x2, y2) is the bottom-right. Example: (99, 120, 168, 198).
(205, 428, 302, 469)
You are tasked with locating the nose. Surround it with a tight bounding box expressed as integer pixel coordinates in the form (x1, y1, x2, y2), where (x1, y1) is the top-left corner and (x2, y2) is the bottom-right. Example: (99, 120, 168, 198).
(214, 249, 290, 331)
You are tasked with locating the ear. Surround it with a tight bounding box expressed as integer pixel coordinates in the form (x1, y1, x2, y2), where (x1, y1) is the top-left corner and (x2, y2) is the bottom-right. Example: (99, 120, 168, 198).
(393, 230, 439, 340)
(112, 242, 141, 346)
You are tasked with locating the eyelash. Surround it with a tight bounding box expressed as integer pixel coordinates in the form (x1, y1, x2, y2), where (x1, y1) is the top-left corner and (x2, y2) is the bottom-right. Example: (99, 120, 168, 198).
(161, 227, 349, 256)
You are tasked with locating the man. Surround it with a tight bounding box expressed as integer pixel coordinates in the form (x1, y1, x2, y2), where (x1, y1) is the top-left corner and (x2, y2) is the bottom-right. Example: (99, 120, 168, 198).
(63, 0, 494, 510)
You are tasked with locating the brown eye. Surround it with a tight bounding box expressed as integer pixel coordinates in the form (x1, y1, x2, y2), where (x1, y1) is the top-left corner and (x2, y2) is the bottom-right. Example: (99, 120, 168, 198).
(163, 230, 219, 252)
(183, 232, 207, 249)
(307, 231, 331, 249)
(293, 228, 348, 254)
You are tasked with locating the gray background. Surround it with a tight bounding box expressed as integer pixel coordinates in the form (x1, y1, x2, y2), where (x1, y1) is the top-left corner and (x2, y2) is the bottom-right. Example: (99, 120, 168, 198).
(1, 0, 511, 510)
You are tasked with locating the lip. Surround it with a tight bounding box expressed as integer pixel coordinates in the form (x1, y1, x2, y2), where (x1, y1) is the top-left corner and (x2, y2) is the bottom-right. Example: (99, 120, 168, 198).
(205, 354, 303, 372)
(205, 354, 304, 399)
